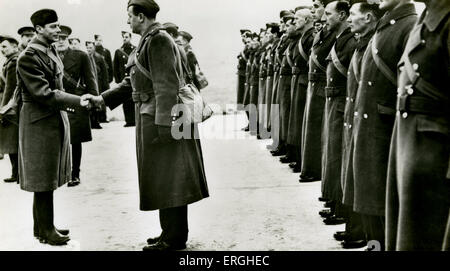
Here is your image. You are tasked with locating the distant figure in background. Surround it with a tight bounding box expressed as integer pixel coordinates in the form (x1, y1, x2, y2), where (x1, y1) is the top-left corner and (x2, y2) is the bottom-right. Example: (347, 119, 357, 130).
(56, 25, 98, 187)
(0, 35, 20, 183)
(176, 30, 202, 90)
(17, 26, 36, 52)
(87, 41, 110, 129)
(113, 31, 136, 127)
(68, 37, 82, 50)
(94, 34, 113, 123)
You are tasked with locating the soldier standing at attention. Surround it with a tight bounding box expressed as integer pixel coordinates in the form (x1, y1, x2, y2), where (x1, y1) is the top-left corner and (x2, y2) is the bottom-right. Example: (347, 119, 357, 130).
(277, 11, 302, 165)
(268, 10, 293, 155)
(17, 9, 91, 245)
(236, 29, 251, 111)
(286, 7, 315, 173)
(114, 31, 136, 127)
(17, 26, 36, 52)
(94, 34, 113, 123)
(56, 25, 98, 187)
(0, 35, 20, 183)
(338, 0, 383, 249)
(299, 0, 337, 183)
(351, 0, 417, 250)
(386, 0, 450, 251)
(320, 0, 357, 229)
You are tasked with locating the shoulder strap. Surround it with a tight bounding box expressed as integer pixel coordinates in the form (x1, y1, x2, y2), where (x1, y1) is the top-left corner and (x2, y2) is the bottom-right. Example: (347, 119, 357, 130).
(370, 33, 397, 85)
(402, 55, 447, 101)
(311, 50, 327, 72)
(330, 44, 348, 77)
(298, 37, 309, 62)
(350, 50, 360, 82)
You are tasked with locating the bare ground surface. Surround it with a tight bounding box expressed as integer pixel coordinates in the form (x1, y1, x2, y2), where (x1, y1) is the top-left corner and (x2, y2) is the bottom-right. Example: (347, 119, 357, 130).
(0, 112, 363, 251)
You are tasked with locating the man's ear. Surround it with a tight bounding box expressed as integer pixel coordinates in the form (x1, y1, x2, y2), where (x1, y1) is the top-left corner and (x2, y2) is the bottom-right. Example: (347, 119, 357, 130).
(35, 25, 43, 33)
(365, 12, 374, 24)
(138, 13, 145, 23)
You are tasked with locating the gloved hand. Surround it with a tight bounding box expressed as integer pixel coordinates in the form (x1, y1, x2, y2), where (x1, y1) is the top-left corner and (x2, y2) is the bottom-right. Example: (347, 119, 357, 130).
(152, 125, 175, 144)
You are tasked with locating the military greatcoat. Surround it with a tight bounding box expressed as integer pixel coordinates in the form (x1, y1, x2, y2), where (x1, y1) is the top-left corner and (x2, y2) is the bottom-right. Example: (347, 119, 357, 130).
(386, 1, 450, 250)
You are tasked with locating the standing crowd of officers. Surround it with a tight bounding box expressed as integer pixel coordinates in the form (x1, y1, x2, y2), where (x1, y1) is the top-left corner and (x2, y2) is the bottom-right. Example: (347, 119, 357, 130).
(236, 0, 449, 251)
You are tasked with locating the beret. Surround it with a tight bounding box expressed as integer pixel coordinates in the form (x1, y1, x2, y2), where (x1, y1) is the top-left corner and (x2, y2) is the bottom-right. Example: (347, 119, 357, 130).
(59, 25, 72, 37)
(178, 31, 193, 42)
(69, 37, 80, 43)
(18, 26, 36, 36)
(121, 31, 131, 36)
(163, 22, 179, 36)
(127, 0, 160, 16)
(85, 41, 95, 46)
(0, 35, 19, 44)
(94, 34, 102, 40)
(295, 6, 312, 12)
(30, 9, 58, 27)
(279, 10, 292, 19)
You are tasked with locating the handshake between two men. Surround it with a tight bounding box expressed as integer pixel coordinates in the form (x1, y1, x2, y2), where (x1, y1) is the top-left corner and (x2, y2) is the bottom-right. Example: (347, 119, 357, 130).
(79, 94, 175, 144)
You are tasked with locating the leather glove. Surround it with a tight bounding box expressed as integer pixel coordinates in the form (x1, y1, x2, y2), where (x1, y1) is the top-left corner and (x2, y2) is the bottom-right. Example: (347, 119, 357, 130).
(152, 125, 175, 144)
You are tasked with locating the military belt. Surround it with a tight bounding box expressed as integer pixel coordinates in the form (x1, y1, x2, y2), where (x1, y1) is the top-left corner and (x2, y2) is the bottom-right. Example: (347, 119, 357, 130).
(132, 92, 151, 103)
(325, 86, 346, 98)
(397, 94, 448, 116)
(308, 72, 326, 82)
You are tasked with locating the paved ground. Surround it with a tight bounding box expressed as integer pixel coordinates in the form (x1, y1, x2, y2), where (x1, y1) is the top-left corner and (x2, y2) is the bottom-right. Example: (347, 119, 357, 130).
(0, 112, 363, 251)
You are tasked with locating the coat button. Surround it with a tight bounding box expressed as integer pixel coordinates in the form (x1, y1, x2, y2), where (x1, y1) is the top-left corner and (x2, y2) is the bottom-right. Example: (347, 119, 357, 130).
(407, 88, 414, 95)
(123, 56, 126, 59)
(344, 123, 348, 127)
(312, 83, 315, 87)
(374, 49, 378, 55)
(390, 19, 396, 25)
(349, 124, 352, 129)
(351, 98, 354, 102)
(354, 112, 358, 117)
(413, 63, 419, 71)
(330, 78, 333, 82)
(346, 97, 349, 101)
(314, 69, 317, 73)
(368, 81, 373, 86)
(363, 114, 368, 119)
(328, 97, 331, 101)
(402, 112, 408, 119)
(421, 40, 426, 44)
(132, 71, 135, 75)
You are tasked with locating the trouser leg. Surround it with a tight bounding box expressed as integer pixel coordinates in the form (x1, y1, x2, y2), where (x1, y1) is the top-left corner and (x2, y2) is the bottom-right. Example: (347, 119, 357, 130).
(9, 153, 18, 179)
(346, 211, 365, 241)
(159, 205, 189, 245)
(71, 143, 82, 179)
(34, 191, 54, 235)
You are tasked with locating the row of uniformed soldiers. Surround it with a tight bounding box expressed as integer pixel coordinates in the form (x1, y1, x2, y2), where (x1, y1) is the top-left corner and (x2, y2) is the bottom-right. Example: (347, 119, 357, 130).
(236, 0, 449, 251)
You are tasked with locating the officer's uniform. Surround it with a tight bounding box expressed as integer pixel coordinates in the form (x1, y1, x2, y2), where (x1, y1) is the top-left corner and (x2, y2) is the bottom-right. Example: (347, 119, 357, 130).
(286, 27, 315, 166)
(386, 1, 450, 251)
(0, 51, 19, 182)
(114, 42, 136, 126)
(264, 38, 277, 131)
(300, 25, 337, 180)
(341, 30, 375, 242)
(60, 46, 99, 181)
(257, 45, 268, 135)
(352, 3, 417, 248)
(321, 28, 357, 217)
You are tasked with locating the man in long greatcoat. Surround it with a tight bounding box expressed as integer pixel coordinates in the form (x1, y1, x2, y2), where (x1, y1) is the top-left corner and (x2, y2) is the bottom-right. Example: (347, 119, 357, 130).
(83, 0, 209, 251)
(299, 0, 338, 183)
(286, 7, 315, 173)
(0, 35, 19, 183)
(338, 0, 383, 249)
(17, 9, 90, 245)
(57, 26, 98, 187)
(351, 0, 417, 250)
(386, 0, 450, 251)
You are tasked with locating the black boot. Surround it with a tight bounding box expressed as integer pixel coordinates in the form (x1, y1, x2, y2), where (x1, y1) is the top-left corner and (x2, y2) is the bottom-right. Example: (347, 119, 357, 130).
(34, 192, 70, 246)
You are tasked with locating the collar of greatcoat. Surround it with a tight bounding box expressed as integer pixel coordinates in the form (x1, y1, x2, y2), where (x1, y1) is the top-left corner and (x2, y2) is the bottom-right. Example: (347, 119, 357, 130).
(376, 3, 417, 33)
(423, 0, 450, 32)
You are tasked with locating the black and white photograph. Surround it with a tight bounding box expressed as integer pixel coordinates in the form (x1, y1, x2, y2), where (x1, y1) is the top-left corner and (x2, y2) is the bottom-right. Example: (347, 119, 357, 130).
(0, 0, 449, 257)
